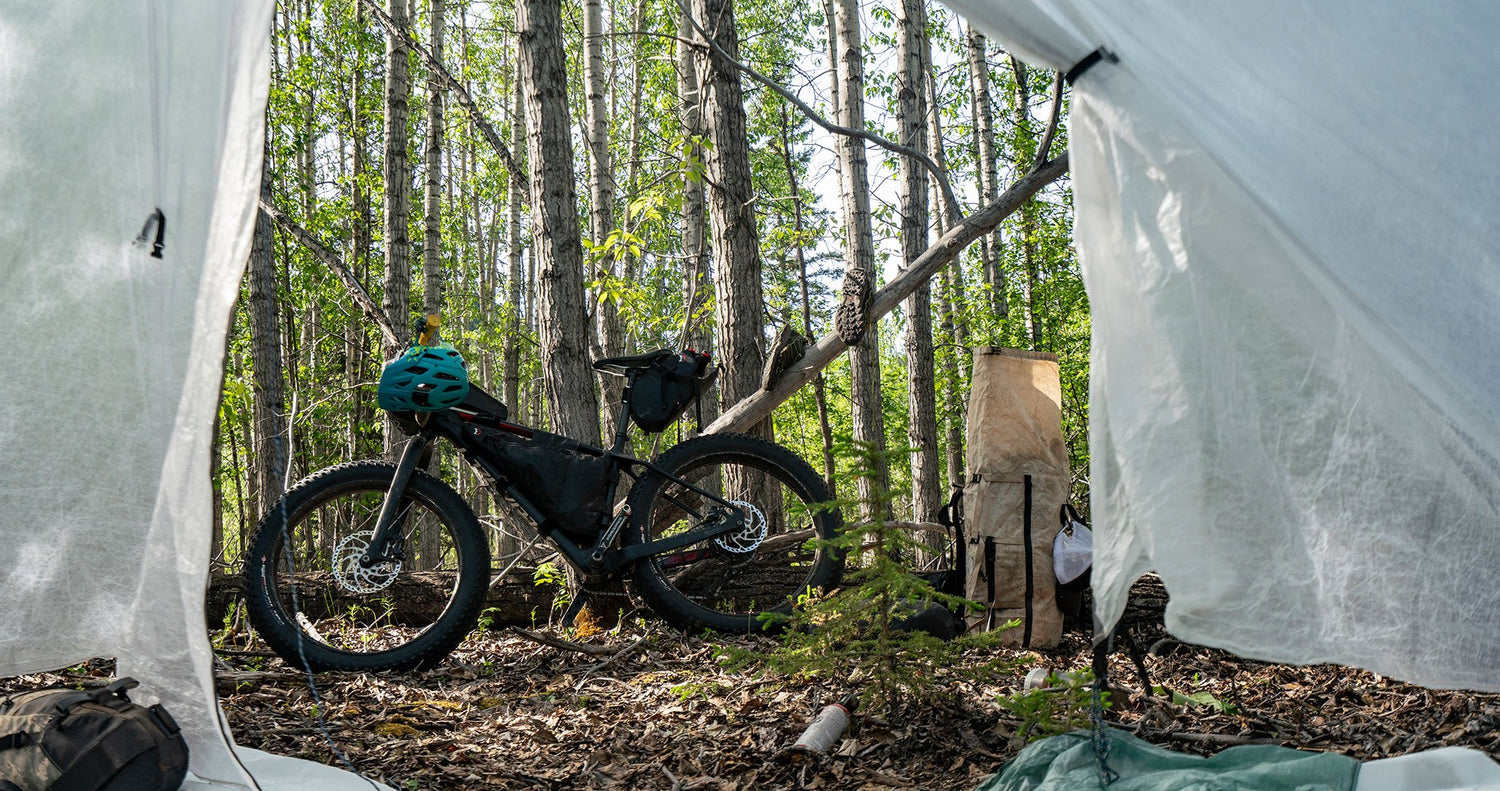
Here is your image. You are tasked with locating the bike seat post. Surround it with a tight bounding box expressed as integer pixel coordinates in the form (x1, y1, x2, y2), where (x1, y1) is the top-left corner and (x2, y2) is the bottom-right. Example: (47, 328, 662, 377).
(608, 373, 637, 453)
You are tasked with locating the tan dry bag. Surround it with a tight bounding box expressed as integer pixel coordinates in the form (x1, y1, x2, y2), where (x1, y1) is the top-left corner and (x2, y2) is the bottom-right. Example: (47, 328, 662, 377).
(963, 347, 1069, 648)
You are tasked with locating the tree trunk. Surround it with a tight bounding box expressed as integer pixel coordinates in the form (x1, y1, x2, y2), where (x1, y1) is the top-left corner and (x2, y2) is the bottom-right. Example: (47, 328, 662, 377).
(518, 0, 601, 444)
(967, 25, 1004, 318)
(693, 0, 765, 436)
(418, 0, 447, 570)
(248, 171, 289, 519)
(423, 0, 446, 320)
(779, 105, 836, 494)
(382, 0, 414, 454)
(584, 0, 624, 442)
(898, 0, 939, 524)
(1010, 55, 1043, 350)
(504, 41, 526, 425)
(832, 0, 889, 516)
(348, 1, 374, 460)
(677, 5, 716, 437)
(927, 62, 967, 493)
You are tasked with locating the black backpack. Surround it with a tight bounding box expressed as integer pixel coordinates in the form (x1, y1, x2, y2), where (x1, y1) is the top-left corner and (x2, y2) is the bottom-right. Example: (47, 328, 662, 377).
(0, 678, 188, 791)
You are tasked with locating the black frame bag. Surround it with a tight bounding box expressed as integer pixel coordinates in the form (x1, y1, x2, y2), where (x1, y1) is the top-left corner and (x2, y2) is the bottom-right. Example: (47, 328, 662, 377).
(0, 678, 188, 791)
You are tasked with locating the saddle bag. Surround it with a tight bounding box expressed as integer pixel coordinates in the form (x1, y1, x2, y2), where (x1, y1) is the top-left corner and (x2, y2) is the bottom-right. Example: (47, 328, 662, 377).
(628, 351, 716, 433)
(0, 678, 188, 791)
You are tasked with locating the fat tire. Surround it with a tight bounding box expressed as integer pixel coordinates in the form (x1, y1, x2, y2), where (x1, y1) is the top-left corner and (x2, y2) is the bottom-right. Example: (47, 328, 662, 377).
(242, 461, 491, 672)
(624, 433, 843, 633)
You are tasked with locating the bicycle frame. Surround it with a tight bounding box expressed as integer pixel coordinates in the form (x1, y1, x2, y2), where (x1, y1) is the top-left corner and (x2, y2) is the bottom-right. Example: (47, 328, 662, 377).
(359, 381, 746, 580)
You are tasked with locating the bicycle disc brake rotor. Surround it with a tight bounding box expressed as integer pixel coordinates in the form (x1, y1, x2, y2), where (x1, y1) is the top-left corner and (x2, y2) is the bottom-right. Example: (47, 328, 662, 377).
(332, 530, 401, 594)
(714, 500, 767, 554)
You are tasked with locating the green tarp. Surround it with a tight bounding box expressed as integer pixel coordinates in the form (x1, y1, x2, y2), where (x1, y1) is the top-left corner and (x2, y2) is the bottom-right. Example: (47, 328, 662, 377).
(979, 730, 1359, 791)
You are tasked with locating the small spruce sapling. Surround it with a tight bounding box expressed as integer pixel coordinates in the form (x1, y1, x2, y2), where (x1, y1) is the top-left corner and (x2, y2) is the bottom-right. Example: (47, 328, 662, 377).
(738, 439, 1016, 713)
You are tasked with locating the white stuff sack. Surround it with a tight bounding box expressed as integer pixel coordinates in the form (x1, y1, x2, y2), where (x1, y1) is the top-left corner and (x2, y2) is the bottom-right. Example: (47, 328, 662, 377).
(1053, 509, 1093, 585)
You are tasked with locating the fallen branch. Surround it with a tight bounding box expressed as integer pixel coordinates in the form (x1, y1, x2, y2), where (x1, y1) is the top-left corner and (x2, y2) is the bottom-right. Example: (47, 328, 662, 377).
(258, 198, 400, 348)
(706, 154, 1069, 434)
(508, 627, 616, 656)
(585, 634, 651, 673)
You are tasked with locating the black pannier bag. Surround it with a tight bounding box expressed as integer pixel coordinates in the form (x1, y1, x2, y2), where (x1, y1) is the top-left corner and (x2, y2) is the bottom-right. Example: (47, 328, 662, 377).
(628, 351, 717, 433)
(0, 678, 188, 791)
(467, 424, 611, 541)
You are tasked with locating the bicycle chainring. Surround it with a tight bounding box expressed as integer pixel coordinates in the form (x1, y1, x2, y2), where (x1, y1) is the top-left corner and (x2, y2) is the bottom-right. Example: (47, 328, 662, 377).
(332, 530, 401, 594)
(714, 500, 767, 554)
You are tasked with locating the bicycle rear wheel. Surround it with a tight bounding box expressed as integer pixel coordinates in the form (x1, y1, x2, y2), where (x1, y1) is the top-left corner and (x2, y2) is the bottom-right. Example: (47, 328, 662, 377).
(242, 461, 490, 672)
(624, 433, 843, 633)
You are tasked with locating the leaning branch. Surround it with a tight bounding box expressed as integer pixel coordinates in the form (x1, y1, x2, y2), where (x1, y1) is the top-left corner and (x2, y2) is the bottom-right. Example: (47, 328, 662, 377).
(1035, 72, 1065, 167)
(258, 198, 400, 348)
(358, 0, 526, 189)
(675, 0, 962, 218)
(704, 154, 1069, 435)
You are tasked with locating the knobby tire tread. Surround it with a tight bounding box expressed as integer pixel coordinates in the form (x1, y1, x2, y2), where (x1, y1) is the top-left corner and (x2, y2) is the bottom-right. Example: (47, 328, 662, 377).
(624, 433, 843, 634)
(242, 461, 491, 673)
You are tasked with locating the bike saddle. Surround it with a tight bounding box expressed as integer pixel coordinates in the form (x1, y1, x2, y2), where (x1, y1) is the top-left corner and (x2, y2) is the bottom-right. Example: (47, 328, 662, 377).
(592, 349, 673, 375)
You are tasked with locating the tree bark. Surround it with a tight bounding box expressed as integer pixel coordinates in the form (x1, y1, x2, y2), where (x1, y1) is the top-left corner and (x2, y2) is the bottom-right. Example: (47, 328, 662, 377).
(927, 62, 967, 493)
(348, 0, 375, 460)
(248, 171, 289, 520)
(504, 41, 526, 425)
(692, 0, 765, 436)
(1011, 55, 1043, 350)
(423, 0, 446, 320)
(705, 155, 1068, 436)
(967, 25, 1004, 318)
(519, 0, 601, 444)
(831, 0, 888, 514)
(417, 0, 447, 570)
(676, 5, 716, 437)
(898, 0, 939, 524)
(382, 0, 414, 455)
(585, 0, 624, 442)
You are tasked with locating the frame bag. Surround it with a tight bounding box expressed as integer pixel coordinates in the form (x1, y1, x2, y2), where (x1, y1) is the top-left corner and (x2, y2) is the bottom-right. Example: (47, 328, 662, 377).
(0, 678, 188, 791)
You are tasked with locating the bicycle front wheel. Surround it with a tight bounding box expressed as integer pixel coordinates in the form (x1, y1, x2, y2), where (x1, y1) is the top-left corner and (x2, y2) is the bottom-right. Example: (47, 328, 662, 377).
(624, 433, 843, 633)
(242, 461, 491, 672)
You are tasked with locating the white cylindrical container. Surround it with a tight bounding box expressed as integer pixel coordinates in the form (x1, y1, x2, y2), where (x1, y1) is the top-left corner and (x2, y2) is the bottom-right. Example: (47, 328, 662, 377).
(792, 703, 851, 752)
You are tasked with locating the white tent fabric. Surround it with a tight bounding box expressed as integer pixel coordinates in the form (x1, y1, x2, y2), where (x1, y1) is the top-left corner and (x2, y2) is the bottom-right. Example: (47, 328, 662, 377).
(0, 4, 382, 788)
(941, 0, 1500, 691)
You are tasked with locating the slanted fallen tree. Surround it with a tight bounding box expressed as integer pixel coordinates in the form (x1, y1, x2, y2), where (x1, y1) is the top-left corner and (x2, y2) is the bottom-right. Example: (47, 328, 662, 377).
(706, 153, 1070, 435)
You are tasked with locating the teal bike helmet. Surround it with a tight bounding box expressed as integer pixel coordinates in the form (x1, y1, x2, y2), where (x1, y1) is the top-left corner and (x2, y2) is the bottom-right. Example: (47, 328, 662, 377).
(377, 344, 470, 412)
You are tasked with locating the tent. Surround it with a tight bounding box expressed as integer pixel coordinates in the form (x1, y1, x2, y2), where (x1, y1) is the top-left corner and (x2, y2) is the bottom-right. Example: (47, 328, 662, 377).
(940, 0, 1500, 692)
(0, 3, 379, 788)
(934, 0, 1500, 786)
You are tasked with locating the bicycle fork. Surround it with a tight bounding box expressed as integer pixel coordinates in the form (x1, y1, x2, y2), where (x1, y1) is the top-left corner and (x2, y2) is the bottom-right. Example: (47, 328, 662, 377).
(361, 434, 431, 568)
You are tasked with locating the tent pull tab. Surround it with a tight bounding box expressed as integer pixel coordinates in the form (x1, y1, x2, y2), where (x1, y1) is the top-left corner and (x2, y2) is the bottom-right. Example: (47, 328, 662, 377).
(1064, 47, 1117, 85)
(135, 208, 166, 259)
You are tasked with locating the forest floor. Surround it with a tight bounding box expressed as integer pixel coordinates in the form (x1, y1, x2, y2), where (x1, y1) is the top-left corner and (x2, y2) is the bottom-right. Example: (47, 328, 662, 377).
(6, 577, 1498, 790)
